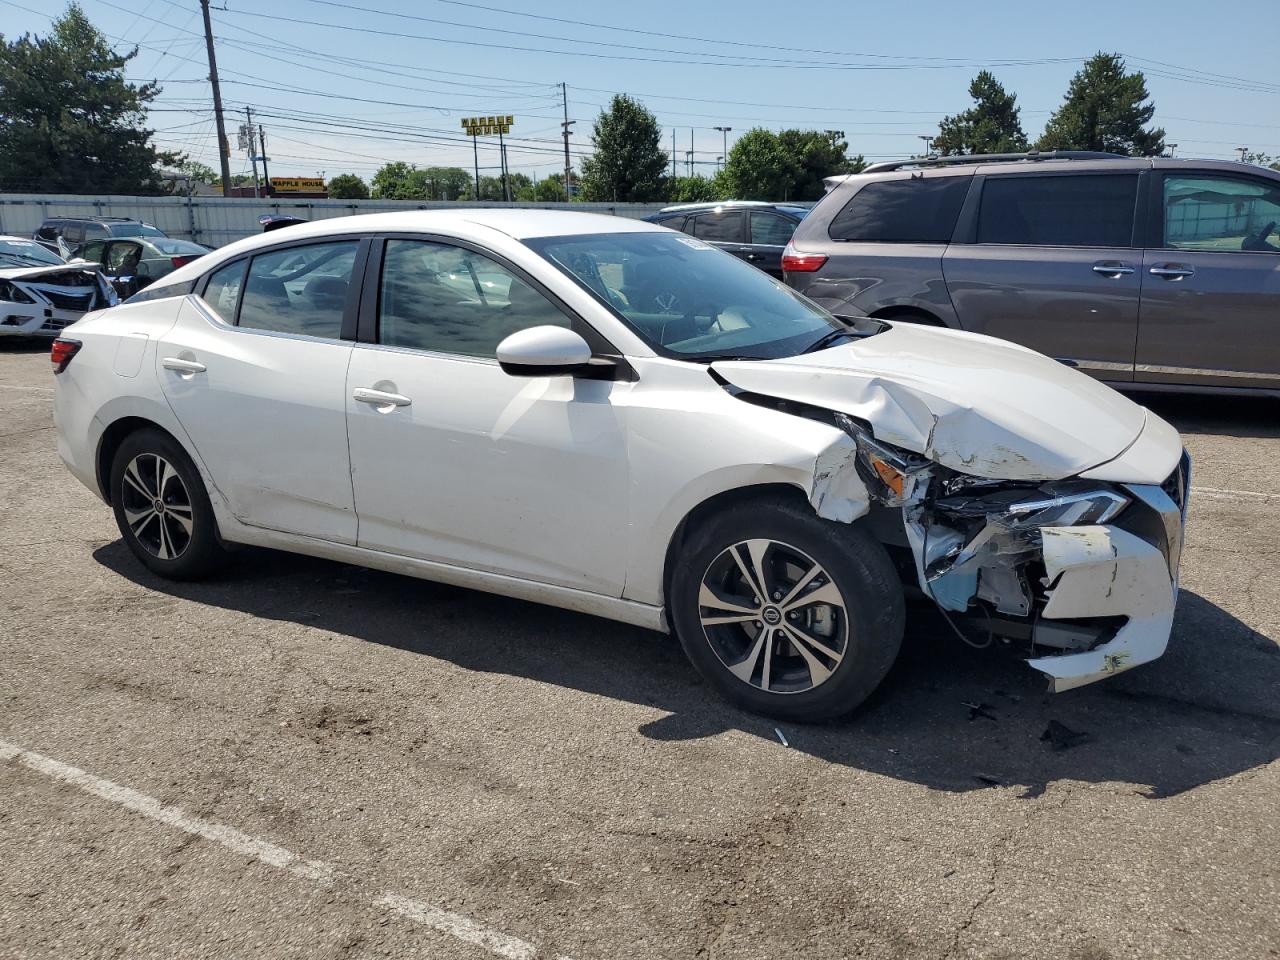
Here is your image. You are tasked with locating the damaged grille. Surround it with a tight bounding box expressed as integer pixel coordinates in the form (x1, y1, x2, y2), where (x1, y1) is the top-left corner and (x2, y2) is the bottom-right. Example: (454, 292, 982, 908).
(40, 317, 72, 332)
(41, 289, 95, 311)
(1161, 450, 1191, 516)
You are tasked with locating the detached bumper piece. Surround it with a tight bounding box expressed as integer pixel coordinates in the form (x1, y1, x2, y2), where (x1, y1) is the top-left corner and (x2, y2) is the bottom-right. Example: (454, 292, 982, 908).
(1028, 525, 1177, 691)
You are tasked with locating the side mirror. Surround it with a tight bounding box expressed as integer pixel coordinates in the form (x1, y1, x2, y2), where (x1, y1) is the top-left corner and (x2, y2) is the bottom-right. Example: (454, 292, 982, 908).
(497, 325, 592, 377)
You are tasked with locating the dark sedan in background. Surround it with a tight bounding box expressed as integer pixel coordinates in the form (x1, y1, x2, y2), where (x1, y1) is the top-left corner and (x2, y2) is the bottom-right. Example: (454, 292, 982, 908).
(644, 201, 808, 278)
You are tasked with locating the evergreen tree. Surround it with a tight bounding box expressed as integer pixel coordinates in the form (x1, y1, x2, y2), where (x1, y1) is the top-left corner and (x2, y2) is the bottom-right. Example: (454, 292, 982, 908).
(1037, 53, 1165, 156)
(934, 71, 1029, 155)
(0, 4, 176, 193)
(579, 95, 668, 202)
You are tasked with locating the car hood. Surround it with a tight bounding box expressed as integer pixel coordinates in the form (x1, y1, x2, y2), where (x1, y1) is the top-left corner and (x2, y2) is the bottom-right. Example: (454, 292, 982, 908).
(0, 263, 85, 280)
(711, 322, 1148, 481)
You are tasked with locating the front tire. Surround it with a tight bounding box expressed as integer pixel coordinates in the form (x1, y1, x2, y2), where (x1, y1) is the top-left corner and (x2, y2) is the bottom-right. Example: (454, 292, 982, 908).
(110, 428, 227, 580)
(671, 496, 904, 722)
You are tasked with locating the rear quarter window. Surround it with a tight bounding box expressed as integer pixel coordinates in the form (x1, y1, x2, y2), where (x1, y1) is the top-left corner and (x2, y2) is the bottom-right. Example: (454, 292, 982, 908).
(828, 177, 970, 243)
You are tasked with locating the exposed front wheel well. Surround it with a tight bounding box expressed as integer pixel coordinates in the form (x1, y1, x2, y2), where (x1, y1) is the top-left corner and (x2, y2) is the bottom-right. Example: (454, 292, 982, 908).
(869, 306, 947, 327)
(96, 417, 182, 505)
(661, 483, 810, 616)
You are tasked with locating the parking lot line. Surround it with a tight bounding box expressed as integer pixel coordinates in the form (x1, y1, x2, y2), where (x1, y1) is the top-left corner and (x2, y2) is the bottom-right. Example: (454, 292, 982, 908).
(1191, 485, 1275, 501)
(0, 738, 569, 960)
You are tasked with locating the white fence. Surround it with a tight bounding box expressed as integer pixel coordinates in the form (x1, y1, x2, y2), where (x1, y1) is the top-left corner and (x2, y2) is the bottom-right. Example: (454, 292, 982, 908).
(0, 194, 671, 248)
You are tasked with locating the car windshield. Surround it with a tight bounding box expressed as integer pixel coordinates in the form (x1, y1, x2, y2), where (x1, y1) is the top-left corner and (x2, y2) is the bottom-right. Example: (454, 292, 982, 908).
(0, 239, 63, 266)
(526, 231, 847, 360)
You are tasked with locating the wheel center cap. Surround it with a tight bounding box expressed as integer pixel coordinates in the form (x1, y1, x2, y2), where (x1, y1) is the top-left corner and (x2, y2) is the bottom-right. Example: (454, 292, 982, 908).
(153, 499, 165, 515)
(762, 606, 782, 626)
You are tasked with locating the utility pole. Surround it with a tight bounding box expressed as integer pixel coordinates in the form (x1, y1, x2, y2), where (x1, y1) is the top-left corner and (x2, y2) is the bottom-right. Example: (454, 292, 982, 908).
(245, 106, 260, 199)
(689, 128, 694, 176)
(671, 129, 677, 179)
(714, 126, 732, 170)
(498, 129, 509, 201)
(560, 82, 574, 201)
(258, 123, 270, 194)
(200, 0, 232, 197)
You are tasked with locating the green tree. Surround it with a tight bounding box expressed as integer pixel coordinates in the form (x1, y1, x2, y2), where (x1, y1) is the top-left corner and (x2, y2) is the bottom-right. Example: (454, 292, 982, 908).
(173, 158, 217, 184)
(371, 161, 417, 199)
(415, 166, 472, 200)
(668, 175, 724, 203)
(0, 4, 176, 193)
(326, 173, 368, 199)
(1241, 151, 1280, 171)
(934, 71, 1029, 155)
(579, 94, 669, 202)
(725, 128, 862, 201)
(477, 172, 531, 200)
(1036, 53, 1165, 156)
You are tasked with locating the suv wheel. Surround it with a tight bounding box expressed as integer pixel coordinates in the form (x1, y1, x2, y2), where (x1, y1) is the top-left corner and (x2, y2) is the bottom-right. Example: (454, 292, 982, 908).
(110, 428, 227, 580)
(671, 497, 904, 721)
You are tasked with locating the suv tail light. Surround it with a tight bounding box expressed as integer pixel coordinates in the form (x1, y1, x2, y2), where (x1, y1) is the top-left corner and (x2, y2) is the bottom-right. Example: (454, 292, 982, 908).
(51, 338, 81, 374)
(170, 255, 200, 269)
(781, 245, 827, 273)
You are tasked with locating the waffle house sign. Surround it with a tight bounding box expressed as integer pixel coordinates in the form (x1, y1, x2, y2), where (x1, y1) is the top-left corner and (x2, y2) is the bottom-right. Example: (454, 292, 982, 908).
(461, 115, 514, 136)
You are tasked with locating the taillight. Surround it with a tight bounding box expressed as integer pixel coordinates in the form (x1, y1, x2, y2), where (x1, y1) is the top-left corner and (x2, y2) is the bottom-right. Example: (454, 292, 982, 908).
(170, 255, 200, 269)
(781, 246, 828, 273)
(51, 338, 81, 374)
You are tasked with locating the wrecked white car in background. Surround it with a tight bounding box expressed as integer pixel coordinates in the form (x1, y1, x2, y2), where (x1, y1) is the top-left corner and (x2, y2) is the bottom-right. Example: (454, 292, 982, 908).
(51, 211, 1187, 722)
(0, 236, 117, 336)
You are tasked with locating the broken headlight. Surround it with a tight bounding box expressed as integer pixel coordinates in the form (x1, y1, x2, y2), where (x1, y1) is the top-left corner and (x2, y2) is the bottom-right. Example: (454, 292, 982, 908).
(937, 482, 1129, 529)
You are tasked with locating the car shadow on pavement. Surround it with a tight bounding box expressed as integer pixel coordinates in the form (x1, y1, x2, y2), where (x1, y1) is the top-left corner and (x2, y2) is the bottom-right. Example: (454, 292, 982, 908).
(1133, 390, 1280, 440)
(94, 541, 1280, 799)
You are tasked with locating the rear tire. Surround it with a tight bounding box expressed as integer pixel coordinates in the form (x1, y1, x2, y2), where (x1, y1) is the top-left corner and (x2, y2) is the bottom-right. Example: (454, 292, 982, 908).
(671, 496, 904, 722)
(110, 428, 227, 580)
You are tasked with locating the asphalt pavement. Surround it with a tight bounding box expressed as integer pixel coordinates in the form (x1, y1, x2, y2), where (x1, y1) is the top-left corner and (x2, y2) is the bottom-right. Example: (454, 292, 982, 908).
(1, 340, 1277, 960)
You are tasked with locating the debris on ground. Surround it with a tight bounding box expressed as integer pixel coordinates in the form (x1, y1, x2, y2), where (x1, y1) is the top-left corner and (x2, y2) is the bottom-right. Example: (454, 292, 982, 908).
(962, 700, 998, 723)
(1041, 719, 1092, 751)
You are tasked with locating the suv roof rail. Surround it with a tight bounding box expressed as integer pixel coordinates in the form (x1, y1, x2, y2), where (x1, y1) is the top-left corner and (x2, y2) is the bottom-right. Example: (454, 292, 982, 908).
(859, 150, 1130, 175)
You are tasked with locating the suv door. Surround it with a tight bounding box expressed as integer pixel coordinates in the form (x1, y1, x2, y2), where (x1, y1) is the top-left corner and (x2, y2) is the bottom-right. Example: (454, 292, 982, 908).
(157, 238, 366, 543)
(687, 210, 751, 265)
(943, 170, 1143, 382)
(747, 211, 800, 278)
(344, 236, 629, 594)
(1136, 170, 1280, 390)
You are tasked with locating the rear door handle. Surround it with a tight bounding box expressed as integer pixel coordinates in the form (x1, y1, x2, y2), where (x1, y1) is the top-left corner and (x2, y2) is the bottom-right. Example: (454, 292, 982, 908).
(1149, 264, 1194, 279)
(353, 387, 412, 407)
(1092, 261, 1135, 276)
(161, 357, 206, 374)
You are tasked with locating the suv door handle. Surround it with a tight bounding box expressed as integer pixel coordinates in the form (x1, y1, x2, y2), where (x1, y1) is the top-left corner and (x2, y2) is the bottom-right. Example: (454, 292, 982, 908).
(1149, 264, 1194, 279)
(161, 357, 206, 374)
(1092, 261, 1135, 276)
(353, 387, 411, 407)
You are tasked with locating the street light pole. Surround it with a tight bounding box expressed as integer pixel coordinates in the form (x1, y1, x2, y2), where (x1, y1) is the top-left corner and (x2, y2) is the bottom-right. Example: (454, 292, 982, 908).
(918, 134, 934, 157)
(714, 126, 732, 170)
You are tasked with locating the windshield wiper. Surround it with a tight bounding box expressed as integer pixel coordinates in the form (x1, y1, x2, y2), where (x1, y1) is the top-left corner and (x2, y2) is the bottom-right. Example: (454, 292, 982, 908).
(801, 329, 856, 354)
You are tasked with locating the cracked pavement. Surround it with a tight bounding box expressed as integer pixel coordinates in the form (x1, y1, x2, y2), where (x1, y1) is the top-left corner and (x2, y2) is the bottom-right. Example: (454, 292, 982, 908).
(1, 341, 1278, 959)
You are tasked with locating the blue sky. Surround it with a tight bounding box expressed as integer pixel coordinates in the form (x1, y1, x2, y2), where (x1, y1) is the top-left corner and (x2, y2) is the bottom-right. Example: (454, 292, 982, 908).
(6, 0, 1279, 183)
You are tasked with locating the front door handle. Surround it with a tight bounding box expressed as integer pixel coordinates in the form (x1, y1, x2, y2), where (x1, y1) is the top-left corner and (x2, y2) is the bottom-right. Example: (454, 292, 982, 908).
(1149, 264, 1194, 279)
(1092, 261, 1135, 276)
(353, 387, 412, 407)
(161, 357, 206, 374)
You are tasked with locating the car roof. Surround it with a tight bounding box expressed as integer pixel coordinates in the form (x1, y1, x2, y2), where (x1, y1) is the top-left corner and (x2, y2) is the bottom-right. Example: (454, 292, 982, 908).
(657, 200, 796, 213)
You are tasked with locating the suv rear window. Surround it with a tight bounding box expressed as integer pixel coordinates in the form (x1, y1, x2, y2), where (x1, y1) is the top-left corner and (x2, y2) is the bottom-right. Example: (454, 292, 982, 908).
(977, 174, 1138, 248)
(828, 177, 969, 243)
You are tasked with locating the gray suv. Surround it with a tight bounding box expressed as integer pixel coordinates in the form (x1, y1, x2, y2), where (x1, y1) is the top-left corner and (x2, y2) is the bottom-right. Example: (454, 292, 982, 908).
(784, 151, 1280, 394)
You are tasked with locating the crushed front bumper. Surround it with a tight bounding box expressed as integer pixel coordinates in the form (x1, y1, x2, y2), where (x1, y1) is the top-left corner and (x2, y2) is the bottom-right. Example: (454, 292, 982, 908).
(1026, 454, 1189, 691)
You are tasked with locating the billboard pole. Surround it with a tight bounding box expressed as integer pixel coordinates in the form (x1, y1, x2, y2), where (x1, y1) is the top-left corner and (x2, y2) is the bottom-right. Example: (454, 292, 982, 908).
(472, 133, 480, 200)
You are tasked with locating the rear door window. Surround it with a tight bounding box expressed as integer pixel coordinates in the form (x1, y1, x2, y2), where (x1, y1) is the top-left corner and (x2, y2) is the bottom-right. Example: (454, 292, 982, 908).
(239, 241, 358, 338)
(749, 212, 798, 246)
(690, 211, 748, 243)
(828, 177, 970, 242)
(977, 174, 1139, 247)
(1162, 174, 1280, 252)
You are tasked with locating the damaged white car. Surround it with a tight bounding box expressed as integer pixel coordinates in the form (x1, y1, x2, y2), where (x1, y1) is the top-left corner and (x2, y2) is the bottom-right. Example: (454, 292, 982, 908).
(0, 236, 117, 336)
(51, 211, 1188, 720)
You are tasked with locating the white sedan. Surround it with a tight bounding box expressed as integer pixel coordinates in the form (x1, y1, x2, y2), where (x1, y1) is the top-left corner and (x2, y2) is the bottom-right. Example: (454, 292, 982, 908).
(51, 210, 1188, 720)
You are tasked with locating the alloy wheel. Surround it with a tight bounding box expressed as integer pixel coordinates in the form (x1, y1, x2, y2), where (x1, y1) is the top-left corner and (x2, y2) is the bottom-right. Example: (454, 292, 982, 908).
(697, 538, 849, 695)
(119, 453, 194, 561)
